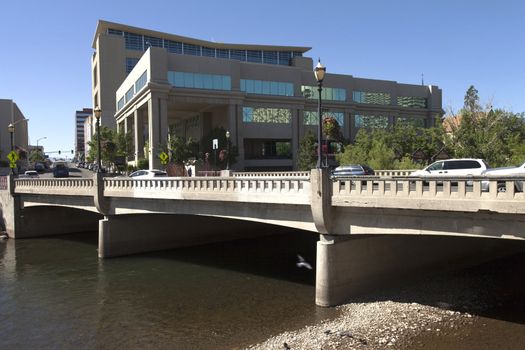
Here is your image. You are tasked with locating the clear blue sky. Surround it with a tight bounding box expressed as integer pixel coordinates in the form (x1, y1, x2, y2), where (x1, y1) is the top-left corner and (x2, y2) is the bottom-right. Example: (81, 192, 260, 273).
(1, 0, 524, 153)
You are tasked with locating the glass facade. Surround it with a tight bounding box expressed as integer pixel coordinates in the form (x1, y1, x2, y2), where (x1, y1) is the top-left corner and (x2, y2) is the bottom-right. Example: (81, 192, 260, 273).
(304, 111, 345, 126)
(117, 97, 125, 111)
(353, 91, 391, 105)
(126, 57, 139, 74)
(168, 71, 231, 91)
(244, 139, 292, 160)
(396, 116, 425, 128)
(240, 79, 293, 96)
(397, 96, 427, 108)
(125, 86, 134, 103)
(243, 107, 291, 124)
(144, 36, 163, 48)
(354, 114, 389, 129)
(301, 86, 346, 101)
(108, 28, 302, 66)
(135, 71, 148, 92)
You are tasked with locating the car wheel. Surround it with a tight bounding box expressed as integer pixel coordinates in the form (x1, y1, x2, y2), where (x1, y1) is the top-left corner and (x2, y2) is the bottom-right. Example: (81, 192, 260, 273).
(497, 184, 507, 193)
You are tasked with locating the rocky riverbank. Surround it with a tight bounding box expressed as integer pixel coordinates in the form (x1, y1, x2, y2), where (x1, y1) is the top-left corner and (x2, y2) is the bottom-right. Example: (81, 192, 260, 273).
(247, 252, 525, 350)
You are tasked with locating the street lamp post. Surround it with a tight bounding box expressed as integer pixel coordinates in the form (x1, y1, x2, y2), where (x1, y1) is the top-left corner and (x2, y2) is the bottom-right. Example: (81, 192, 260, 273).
(36, 136, 47, 150)
(94, 106, 102, 172)
(225, 130, 230, 170)
(314, 59, 326, 168)
(8, 123, 14, 152)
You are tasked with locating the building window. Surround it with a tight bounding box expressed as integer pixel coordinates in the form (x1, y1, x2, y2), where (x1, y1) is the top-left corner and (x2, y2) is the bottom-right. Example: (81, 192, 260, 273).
(164, 40, 183, 54)
(230, 49, 246, 61)
(240, 79, 293, 96)
(278, 51, 292, 66)
(304, 111, 344, 126)
(107, 28, 123, 36)
(216, 49, 229, 59)
(125, 86, 135, 103)
(144, 36, 163, 48)
(117, 97, 125, 111)
(183, 43, 201, 56)
(397, 96, 427, 108)
(168, 71, 231, 91)
(301, 86, 346, 101)
(126, 58, 139, 74)
(243, 107, 291, 124)
(135, 70, 148, 92)
(353, 91, 391, 105)
(202, 47, 215, 57)
(244, 139, 292, 160)
(125, 32, 143, 51)
(263, 51, 278, 65)
(354, 114, 389, 129)
(396, 116, 425, 128)
(247, 50, 262, 63)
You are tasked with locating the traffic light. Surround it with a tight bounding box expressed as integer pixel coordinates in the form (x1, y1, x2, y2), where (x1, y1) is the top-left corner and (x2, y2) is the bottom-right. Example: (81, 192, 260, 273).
(71, 150, 74, 154)
(58, 150, 61, 155)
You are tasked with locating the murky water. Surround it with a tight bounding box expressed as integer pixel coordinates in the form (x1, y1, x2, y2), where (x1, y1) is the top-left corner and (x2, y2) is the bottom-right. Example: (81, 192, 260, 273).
(0, 231, 338, 349)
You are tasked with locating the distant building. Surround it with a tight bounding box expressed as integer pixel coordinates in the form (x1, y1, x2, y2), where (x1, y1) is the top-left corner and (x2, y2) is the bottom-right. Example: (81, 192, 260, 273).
(83, 115, 94, 160)
(75, 108, 92, 159)
(0, 99, 29, 162)
(92, 20, 443, 170)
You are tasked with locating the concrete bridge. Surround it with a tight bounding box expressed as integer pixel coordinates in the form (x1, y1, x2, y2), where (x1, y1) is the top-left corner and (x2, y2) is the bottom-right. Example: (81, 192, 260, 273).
(2, 170, 525, 306)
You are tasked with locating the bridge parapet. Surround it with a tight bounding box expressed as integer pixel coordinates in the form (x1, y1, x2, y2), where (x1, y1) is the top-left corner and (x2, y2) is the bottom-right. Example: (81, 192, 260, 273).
(103, 176, 311, 204)
(232, 171, 310, 178)
(332, 176, 525, 213)
(14, 178, 95, 196)
(375, 169, 417, 177)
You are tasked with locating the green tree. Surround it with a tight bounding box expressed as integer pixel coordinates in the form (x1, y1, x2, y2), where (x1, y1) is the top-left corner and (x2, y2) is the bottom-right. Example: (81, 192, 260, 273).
(297, 131, 317, 170)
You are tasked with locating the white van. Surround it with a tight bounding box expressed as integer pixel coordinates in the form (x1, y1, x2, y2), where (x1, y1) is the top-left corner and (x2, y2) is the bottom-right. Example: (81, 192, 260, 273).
(410, 159, 489, 177)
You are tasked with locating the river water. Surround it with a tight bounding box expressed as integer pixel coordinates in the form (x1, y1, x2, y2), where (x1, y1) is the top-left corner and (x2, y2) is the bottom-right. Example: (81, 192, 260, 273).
(0, 230, 337, 349)
(2, 231, 525, 349)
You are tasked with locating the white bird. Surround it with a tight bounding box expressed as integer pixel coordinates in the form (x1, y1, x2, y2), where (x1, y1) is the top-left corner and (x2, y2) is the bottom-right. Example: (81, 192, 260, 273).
(296, 254, 312, 270)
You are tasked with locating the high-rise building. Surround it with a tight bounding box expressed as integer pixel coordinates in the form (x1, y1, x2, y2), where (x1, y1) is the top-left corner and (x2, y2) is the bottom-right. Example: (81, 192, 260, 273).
(92, 20, 442, 170)
(0, 99, 29, 162)
(75, 108, 92, 158)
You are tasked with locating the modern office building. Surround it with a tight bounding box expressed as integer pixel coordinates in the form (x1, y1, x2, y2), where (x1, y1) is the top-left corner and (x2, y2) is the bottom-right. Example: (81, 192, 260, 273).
(0, 99, 29, 162)
(75, 108, 92, 158)
(92, 20, 442, 170)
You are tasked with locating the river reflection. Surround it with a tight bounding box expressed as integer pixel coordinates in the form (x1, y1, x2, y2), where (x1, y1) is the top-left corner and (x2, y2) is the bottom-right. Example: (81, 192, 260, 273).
(0, 230, 338, 349)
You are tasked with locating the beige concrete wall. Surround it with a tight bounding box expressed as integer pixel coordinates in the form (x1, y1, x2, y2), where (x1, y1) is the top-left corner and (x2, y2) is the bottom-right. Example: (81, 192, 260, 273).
(0, 99, 29, 160)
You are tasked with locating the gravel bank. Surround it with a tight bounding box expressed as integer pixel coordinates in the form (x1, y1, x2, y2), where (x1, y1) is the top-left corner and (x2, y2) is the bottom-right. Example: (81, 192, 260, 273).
(247, 252, 525, 350)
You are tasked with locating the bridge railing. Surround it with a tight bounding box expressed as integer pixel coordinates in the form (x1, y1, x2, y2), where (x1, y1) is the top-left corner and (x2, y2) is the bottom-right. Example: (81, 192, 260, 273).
(232, 171, 310, 178)
(103, 175, 311, 205)
(332, 176, 525, 213)
(14, 178, 95, 196)
(374, 169, 417, 177)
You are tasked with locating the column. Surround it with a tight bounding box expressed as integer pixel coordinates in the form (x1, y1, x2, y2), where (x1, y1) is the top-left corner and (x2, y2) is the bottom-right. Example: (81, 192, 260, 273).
(227, 104, 243, 170)
(134, 109, 144, 164)
(291, 108, 300, 170)
(147, 94, 168, 170)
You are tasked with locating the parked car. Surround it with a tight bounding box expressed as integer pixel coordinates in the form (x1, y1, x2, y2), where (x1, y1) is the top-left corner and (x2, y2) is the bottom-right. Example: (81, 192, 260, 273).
(22, 170, 39, 178)
(410, 159, 489, 177)
(481, 161, 525, 192)
(129, 169, 167, 179)
(331, 164, 375, 178)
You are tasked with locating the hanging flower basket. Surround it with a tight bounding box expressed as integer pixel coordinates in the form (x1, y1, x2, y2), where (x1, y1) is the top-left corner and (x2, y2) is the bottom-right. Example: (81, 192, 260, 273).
(323, 115, 340, 140)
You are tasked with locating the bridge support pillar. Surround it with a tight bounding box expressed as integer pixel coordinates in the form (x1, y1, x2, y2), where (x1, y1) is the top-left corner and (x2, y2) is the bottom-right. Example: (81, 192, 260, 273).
(316, 234, 525, 307)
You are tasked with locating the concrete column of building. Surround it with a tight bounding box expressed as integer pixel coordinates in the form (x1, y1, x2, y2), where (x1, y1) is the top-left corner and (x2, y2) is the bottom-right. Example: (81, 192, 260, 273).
(133, 109, 144, 163)
(147, 95, 168, 169)
(227, 104, 243, 170)
(291, 108, 300, 170)
(124, 114, 129, 134)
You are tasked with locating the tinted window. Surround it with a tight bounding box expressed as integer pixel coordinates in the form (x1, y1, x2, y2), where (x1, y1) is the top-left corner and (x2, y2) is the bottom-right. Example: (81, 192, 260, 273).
(444, 160, 481, 170)
(426, 162, 444, 171)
